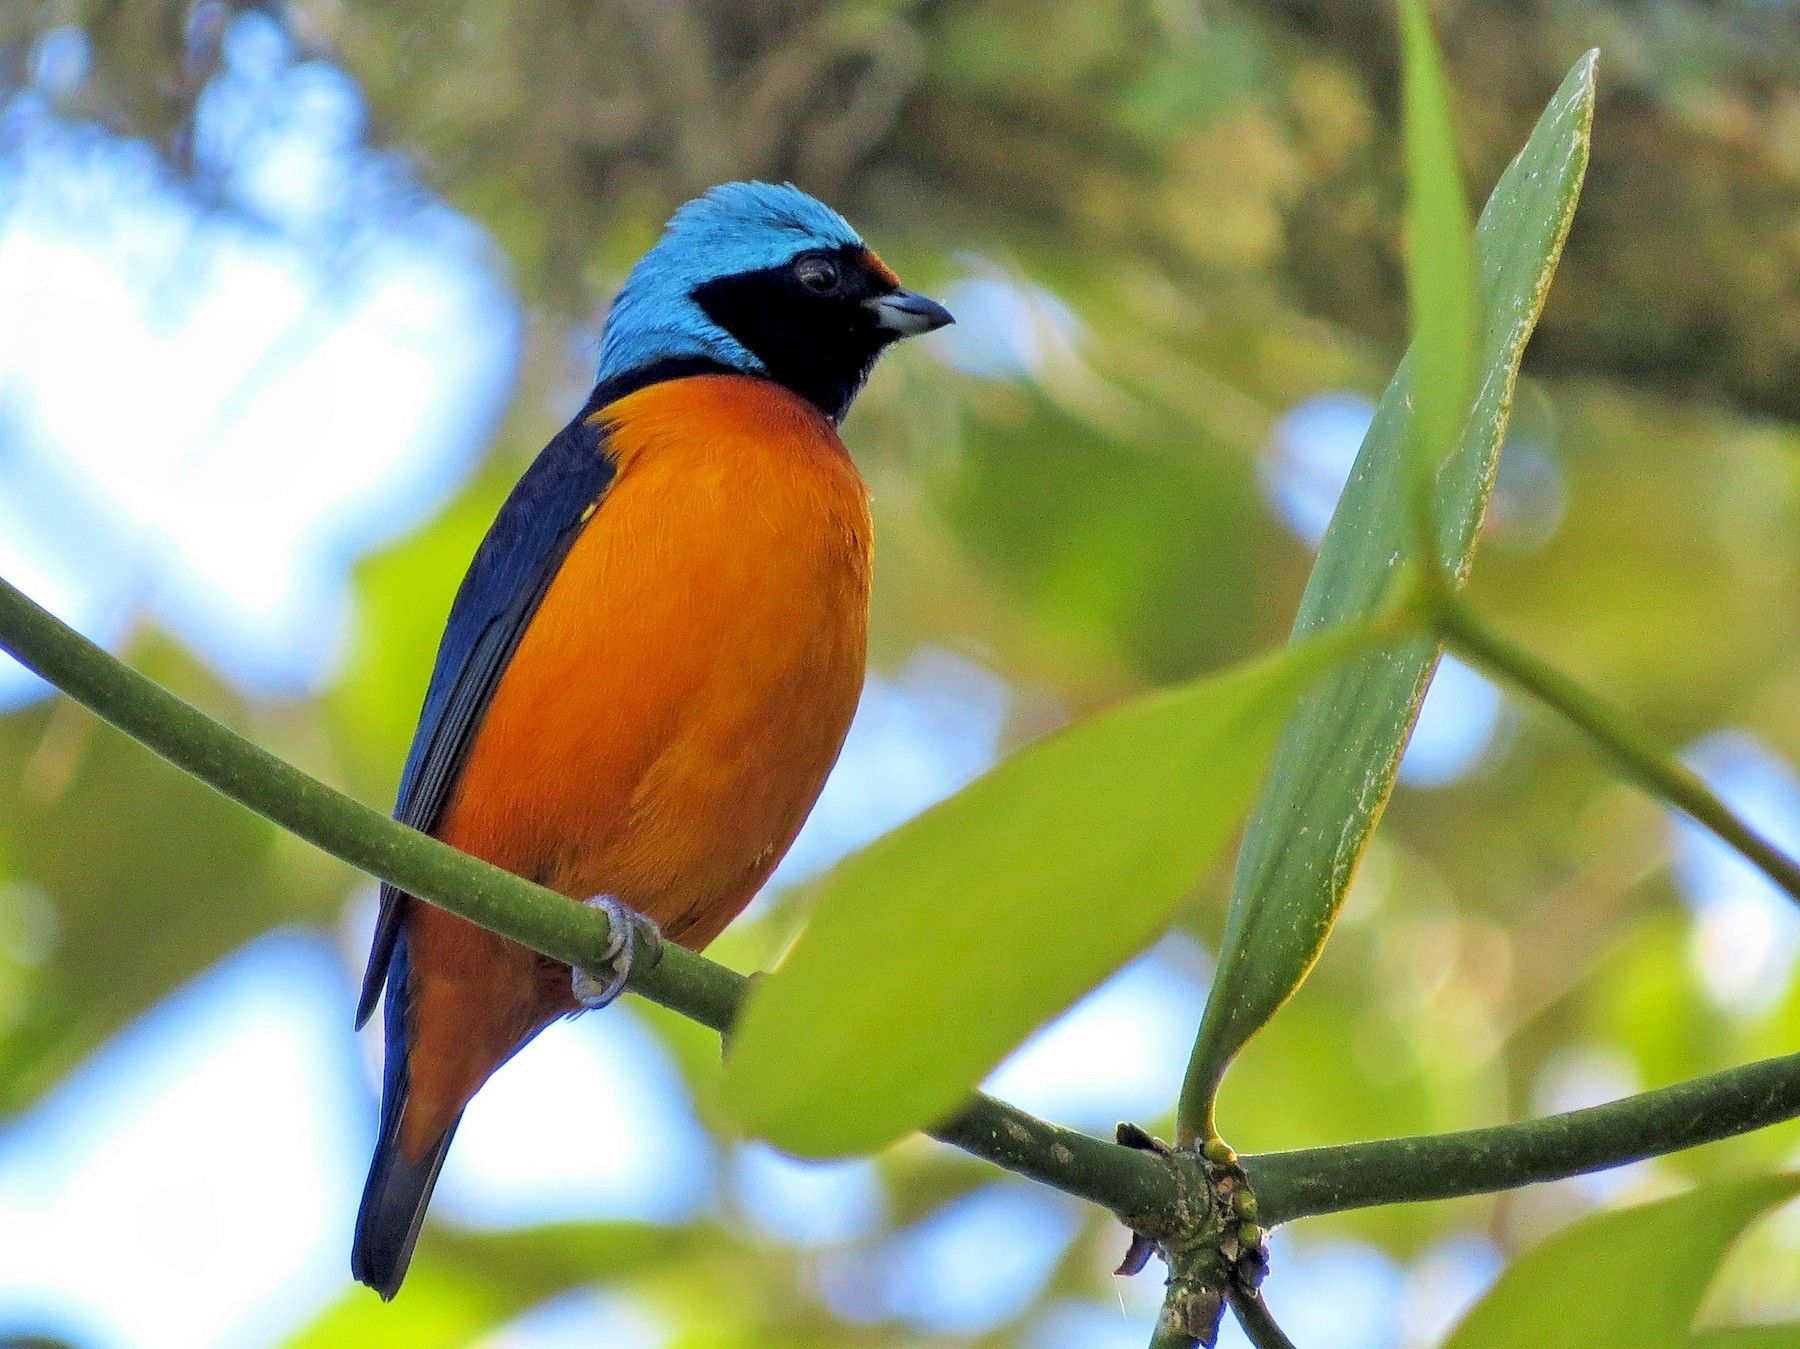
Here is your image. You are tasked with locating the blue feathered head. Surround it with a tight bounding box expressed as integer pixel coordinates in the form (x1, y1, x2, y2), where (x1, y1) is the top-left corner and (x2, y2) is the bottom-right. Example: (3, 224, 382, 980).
(596, 182, 951, 422)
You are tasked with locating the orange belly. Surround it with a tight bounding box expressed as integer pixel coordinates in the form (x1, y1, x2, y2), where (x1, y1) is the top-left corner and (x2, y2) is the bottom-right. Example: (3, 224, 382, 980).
(401, 375, 871, 1153)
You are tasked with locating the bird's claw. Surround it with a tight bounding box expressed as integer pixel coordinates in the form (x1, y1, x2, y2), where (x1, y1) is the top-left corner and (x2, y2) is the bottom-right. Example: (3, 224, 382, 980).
(571, 896, 663, 1010)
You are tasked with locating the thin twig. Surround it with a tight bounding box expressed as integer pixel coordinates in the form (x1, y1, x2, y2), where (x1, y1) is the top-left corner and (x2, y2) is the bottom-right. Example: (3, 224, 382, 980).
(1229, 1289, 1299, 1349)
(1433, 596, 1800, 909)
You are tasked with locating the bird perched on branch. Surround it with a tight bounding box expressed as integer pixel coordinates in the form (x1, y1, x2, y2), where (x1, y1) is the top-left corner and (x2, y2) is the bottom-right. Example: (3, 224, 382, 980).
(351, 182, 951, 1298)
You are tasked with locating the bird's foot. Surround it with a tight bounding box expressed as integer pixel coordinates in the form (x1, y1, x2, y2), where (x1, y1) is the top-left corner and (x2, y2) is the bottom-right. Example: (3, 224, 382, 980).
(571, 896, 664, 1010)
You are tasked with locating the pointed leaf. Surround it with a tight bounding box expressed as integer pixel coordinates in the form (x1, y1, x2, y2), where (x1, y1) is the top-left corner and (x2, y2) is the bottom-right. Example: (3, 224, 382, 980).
(1445, 1174, 1800, 1348)
(724, 627, 1382, 1158)
(1400, 0, 1479, 511)
(1181, 52, 1598, 1134)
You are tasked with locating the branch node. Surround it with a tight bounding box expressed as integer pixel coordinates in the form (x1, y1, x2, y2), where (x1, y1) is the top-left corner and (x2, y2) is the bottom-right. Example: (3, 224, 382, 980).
(1113, 1125, 1274, 1348)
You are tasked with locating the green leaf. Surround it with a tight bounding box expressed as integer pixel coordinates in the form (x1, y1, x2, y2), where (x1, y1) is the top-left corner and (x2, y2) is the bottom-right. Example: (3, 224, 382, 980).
(1399, 0, 1478, 530)
(1179, 51, 1597, 1138)
(1444, 1174, 1800, 1348)
(723, 625, 1383, 1159)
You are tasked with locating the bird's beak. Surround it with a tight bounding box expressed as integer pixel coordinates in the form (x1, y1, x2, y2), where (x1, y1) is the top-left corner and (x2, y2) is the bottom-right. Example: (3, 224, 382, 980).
(868, 289, 954, 337)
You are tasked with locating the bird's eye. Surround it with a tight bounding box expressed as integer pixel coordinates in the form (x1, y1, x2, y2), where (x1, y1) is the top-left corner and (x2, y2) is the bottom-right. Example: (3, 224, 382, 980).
(794, 255, 841, 294)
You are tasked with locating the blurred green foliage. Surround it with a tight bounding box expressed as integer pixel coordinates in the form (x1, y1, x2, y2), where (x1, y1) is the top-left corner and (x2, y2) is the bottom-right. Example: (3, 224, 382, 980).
(2, 1, 1799, 1345)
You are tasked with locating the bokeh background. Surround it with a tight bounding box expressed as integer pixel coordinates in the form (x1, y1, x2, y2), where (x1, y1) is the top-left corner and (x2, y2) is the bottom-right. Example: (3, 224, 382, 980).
(0, 2, 1797, 1345)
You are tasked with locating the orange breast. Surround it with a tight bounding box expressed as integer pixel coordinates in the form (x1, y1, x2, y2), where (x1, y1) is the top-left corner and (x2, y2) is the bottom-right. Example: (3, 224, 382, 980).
(436, 374, 873, 946)
(400, 374, 871, 1155)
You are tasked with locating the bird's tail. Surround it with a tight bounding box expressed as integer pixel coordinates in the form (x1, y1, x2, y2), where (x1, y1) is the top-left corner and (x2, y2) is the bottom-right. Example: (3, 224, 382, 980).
(353, 931, 458, 1301)
(351, 1107, 460, 1300)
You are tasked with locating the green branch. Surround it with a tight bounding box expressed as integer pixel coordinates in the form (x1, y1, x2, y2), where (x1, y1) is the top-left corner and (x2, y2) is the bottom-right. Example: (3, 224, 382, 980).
(1246, 1047, 1800, 1225)
(1432, 597, 1800, 908)
(5, 568, 1800, 1295)
(1229, 1290, 1300, 1349)
(0, 573, 1171, 1223)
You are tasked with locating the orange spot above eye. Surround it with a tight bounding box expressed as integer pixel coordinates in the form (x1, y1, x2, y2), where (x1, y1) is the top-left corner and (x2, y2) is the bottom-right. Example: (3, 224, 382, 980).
(862, 248, 901, 290)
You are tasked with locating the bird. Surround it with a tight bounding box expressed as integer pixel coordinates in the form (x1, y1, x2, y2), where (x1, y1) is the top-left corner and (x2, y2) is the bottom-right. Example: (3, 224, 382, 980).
(351, 181, 951, 1299)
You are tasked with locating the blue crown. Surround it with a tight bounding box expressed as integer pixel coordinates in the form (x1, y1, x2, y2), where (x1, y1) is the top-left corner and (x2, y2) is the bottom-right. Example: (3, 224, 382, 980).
(597, 182, 864, 383)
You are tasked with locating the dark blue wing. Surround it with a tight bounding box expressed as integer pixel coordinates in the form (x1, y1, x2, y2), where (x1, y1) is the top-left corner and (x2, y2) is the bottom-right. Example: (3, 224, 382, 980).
(354, 396, 616, 1028)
